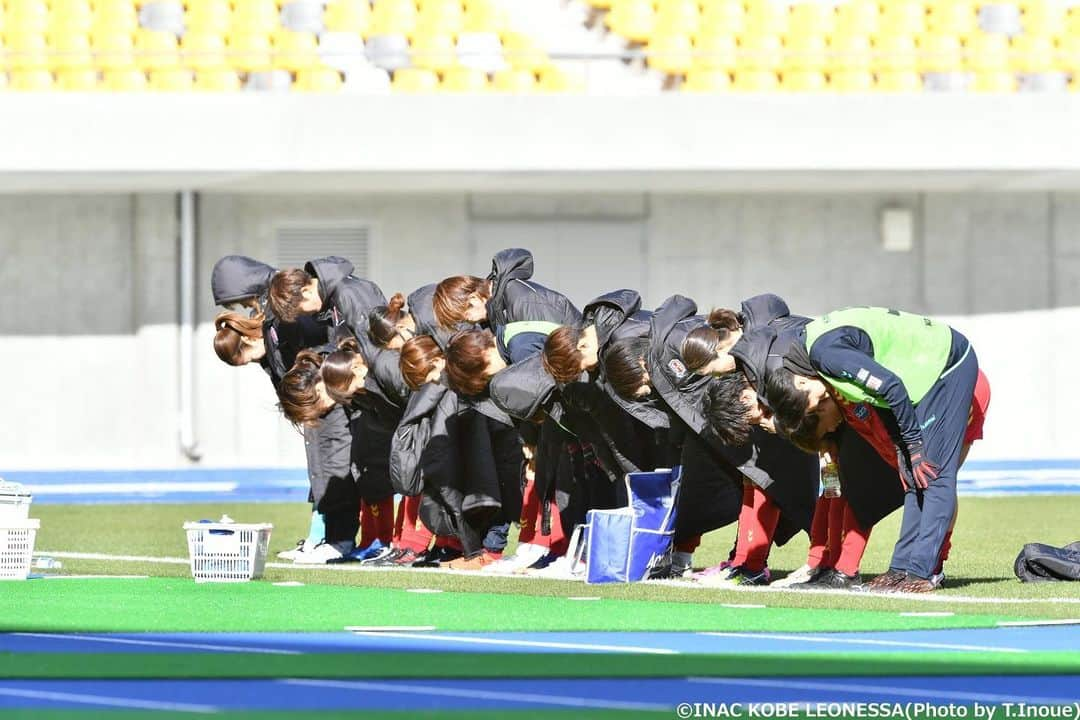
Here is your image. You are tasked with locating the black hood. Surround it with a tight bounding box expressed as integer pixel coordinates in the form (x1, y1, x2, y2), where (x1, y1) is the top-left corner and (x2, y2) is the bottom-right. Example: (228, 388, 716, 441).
(583, 289, 642, 349)
(305, 256, 355, 303)
(740, 293, 791, 331)
(211, 255, 276, 306)
(488, 353, 557, 422)
(486, 248, 534, 326)
(730, 325, 777, 400)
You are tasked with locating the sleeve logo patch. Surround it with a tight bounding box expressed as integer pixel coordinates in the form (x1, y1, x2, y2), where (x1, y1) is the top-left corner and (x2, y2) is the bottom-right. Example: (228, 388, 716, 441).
(866, 375, 883, 392)
(856, 368, 870, 384)
(668, 358, 687, 379)
(854, 404, 870, 420)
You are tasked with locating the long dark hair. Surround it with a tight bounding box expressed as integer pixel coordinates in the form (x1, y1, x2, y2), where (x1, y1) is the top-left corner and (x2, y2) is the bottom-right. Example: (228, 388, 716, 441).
(680, 308, 743, 372)
(602, 336, 650, 400)
(702, 373, 753, 446)
(322, 337, 367, 405)
(542, 325, 585, 384)
(213, 311, 264, 366)
(400, 336, 443, 390)
(277, 350, 327, 427)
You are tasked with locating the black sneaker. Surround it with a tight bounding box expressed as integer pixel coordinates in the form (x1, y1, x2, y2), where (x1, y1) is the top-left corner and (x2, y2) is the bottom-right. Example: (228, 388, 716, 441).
(412, 546, 463, 568)
(363, 547, 406, 566)
(359, 546, 399, 565)
(812, 568, 861, 590)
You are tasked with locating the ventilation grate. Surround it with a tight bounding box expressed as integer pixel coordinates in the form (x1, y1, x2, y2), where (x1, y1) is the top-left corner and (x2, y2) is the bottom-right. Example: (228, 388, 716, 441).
(275, 225, 372, 277)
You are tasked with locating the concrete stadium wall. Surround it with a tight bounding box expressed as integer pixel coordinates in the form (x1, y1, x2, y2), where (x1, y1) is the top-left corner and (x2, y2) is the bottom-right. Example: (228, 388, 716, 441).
(0, 190, 1075, 469)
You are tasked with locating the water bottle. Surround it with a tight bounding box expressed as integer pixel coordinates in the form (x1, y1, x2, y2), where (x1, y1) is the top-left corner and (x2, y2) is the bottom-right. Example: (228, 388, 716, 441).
(33, 557, 62, 570)
(821, 459, 842, 498)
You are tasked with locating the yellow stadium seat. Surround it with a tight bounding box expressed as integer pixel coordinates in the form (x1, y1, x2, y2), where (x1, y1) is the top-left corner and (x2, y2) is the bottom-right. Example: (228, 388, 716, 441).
(101, 67, 146, 89)
(1066, 8, 1080, 37)
(135, 29, 178, 70)
(742, 1, 788, 38)
(186, 0, 232, 35)
(647, 32, 693, 74)
(732, 69, 778, 90)
(698, 0, 744, 37)
(416, 0, 463, 36)
(370, 0, 417, 36)
(1058, 35, 1080, 72)
(91, 1, 138, 36)
(194, 67, 241, 89)
(6, 32, 48, 69)
(273, 29, 319, 70)
(537, 64, 585, 92)
(441, 65, 487, 91)
(49, 0, 93, 34)
(787, 2, 833, 40)
(1012, 34, 1054, 72)
(968, 32, 1009, 72)
(926, 0, 975, 38)
(232, 0, 279, 34)
(683, 68, 730, 91)
(93, 30, 134, 70)
(917, 33, 962, 72)
(782, 69, 825, 90)
(228, 32, 272, 71)
(829, 69, 873, 91)
(56, 68, 97, 89)
(501, 31, 546, 72)
(181, 32, 226, 70)
(606, 0, 654, 43)
(6, 0, 48, 35)
(391, 66, 438, 91)
(410, 30, 456, 71)
(833, 1, 878, 38)
(736, 33, 782, 72)
(784, 33, 827, 71)
(692, 32, 736, 71)
(973, 70, 1016, 92)
(49, 31, 92, 71)
(877, 1, 926, 38)
(149, 67, 193, 89)
(463, 0, 505, 33)
(872, 33, 917, 72)
(655, 0, 699, 38)
(9, 68, 52, 89)
(828, 33, 872, 72)
(876, 69, 922, 91)
(1023, 0, 1067, 36)
(295, 67, 343, 90)
(491, 67, 534, 92)
(324, 0, 370, 34)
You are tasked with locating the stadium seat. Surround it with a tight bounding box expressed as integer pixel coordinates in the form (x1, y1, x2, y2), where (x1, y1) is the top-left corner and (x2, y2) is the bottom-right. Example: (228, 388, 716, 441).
(1058, 35, 1080, 73)
(978, 3, 1022, 35)
(781, 69, 826, 91)
(410, 30, 456, 71)
(698, 0, 744, 37)
(49, 0, 93, 34)
(828, 34, 872, 72)
(370, 0, 417, 37)
(8, 68, 53, 89)
(245, 68, 292, 89)
(366, 32, 410, 70)
(926, 0, 976, 38)
(973, 69, 1017, 91)
(139, 1, 185, 35)
(92, 0, 138, 35)
(833, 1, 879, 38)
(537, 64, 585, 92)
(501, 31, 546, 73)
(876, 69, 922, 91)
(342, 63, 391, 92)
(6, 0, 48, 35)
(732, 69, 778, 91)
(186, 0, 233, 35)
(605, 0, 654, 43)
(391, 66, 439, 91)
(878, 1, 926, 38)
(323, 0, 370, 34)
(463, 0, 504, 33)
(135, 29, 179, 70)
(1012, 34, 1054, 73)
(281, 0, 324, 34)
(654, 0, 700, 38)
(318, 31, 367, 72)
(233, 0, 280, 35)
(294, 66, 343, 90)
(228, 32, 273, 71)
(682, 68, 730, 91)
(968, 32, 1009, 72)
(692, 32, 736, 72)
(742, 1, 788, 39)
(829, 69, 874, 91)
(93, 30, 135, 70)
(787, 2, 833, 40)
(647, 32, 693, 75)
(49, 31, 92, 71)
(6, 32, 48, 69)
(735, 33, 782, 73)
(273, 29, 319, 71)
(441, 65, 487, 91)
(923, 70, 969, 91)
(194, 67, 242, 89)
(491, 67, 535, 92)
(181, 32, 226, 70)
(1023, 0, 1067, 37)
(55, 68, 98, 89)
(917, 33, 963, 73)
(416, 0, 464, 36)
(784, 33, 827, 72)
(1066, 8, 1080, 37)
(101, 67, 147, 89)
(456, 31, 503, 72)
(149, 67, 194, 89)
(873, 34, 918, 72)
(1019, 71, 1067, 92)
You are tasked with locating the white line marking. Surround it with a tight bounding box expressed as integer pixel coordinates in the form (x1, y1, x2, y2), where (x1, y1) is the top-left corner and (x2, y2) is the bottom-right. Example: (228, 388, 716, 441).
(687, 677, 1079, 705)
(346, 631, 679, 655)
(25, 481, 237, 495)
(344, 626, 437, 632)
(722, 603, 767, 609)
(41, 575, 150, 580)
(697, 632, 1027, 654)
(13, 632, 301, 656)
(280, 678, 670, 712)
(406, 588, 443, 594)
(900, 612, 955, 617)
(997, 619, 1080, 627)
(40, 552, 189, 565)
(273, 581, 304, 587)
(0, 687, 218, 713)
(566, 597, 601, 601)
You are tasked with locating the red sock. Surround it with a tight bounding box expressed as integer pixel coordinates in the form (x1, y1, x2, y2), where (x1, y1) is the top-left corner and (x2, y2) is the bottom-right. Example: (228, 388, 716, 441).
(825, 494, 845, 568)
(731, 484, 780, 573)
(397, 495, 433, 553)
(517, 476, 541, 545)
(807, 495, 832, 569)
(675, 535, 702, 554)
(359, 497, 395, 548)
(934, 530, 953, 575)
(834, 501, 872, 577)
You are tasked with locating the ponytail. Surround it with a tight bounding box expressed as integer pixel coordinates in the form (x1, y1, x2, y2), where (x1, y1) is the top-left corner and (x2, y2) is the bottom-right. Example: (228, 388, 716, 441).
(323, 341, 367, 405)
(278, 350, 328, 426)
(368, 292, 408, 348)
(213, 311, 265, 366)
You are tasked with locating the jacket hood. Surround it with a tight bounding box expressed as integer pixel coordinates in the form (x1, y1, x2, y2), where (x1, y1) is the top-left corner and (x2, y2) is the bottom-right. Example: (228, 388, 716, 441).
(305, 256, 355, 303)
(729, 325, 777, 399)
(740, 293, 791, 331)
(488, 353, 556, 421)
(211, 255, 276, 306)
(486, 248, 533, 321)
(397, 381, 450, 426)
(583, 289, 642, 348)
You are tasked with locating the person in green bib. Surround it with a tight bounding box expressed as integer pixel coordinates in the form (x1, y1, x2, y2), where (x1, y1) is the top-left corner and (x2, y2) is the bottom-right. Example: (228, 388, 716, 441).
(765, 307, 979, 593)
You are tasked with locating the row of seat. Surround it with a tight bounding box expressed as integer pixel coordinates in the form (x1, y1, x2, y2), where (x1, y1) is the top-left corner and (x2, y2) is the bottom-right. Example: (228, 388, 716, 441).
(679, 67, 1080, 90)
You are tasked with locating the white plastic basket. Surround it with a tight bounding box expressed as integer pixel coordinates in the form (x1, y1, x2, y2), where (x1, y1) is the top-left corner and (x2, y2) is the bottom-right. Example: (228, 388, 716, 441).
(0, 480, 32, 524)
(0, 519, 40, 581)
(183, 522, 273, 583)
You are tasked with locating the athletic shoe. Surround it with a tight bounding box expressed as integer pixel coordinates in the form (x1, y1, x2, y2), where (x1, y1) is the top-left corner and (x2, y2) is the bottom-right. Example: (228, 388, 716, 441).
(894, 575, 939, 594)
(771, 564, 823, 588)
(648, 562, 692, 580)
(863, 569, 908, 592)
(528, 553, 586, 580)
(325, 539, 387, 565)
(518, 550, 563, 573)
(808, 568, 861, 590)
(691, 560, 733, 581)
(699, 564, 770, 587)
(358, 545, 398, 565)
(276, 539, 308, 561)
(360, 547, 404, 566)
(447, 551, 502, 571)
(388, 548, 424, 566)
(294, 540, 354, 565)
(481, 543, 549, 574)
(411, 546, 463, 568)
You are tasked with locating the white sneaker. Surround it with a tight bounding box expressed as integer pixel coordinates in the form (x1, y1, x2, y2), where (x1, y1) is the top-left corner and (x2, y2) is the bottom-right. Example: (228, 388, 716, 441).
(527, 554, 585, 580)
(293, 540, 354, 565)
(481, 543, 548, 574)
(772, 564, 818, 588)
(277, 539, 308, 561)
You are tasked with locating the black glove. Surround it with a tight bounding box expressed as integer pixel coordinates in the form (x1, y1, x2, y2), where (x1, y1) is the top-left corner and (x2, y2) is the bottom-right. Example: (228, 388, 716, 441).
(906, 439, 940, 490)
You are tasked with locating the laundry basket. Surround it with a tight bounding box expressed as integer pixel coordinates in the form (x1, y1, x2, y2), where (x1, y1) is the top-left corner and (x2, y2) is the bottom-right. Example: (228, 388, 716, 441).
(183, 522, 273, 583)
(0, 480, 32, 523)
(0, 519, 39, 580)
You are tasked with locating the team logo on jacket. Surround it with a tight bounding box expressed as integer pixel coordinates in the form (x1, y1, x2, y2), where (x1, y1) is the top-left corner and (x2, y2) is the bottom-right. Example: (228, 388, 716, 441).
(668, 358, 687, 379)
(854, 404, 870, 420)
